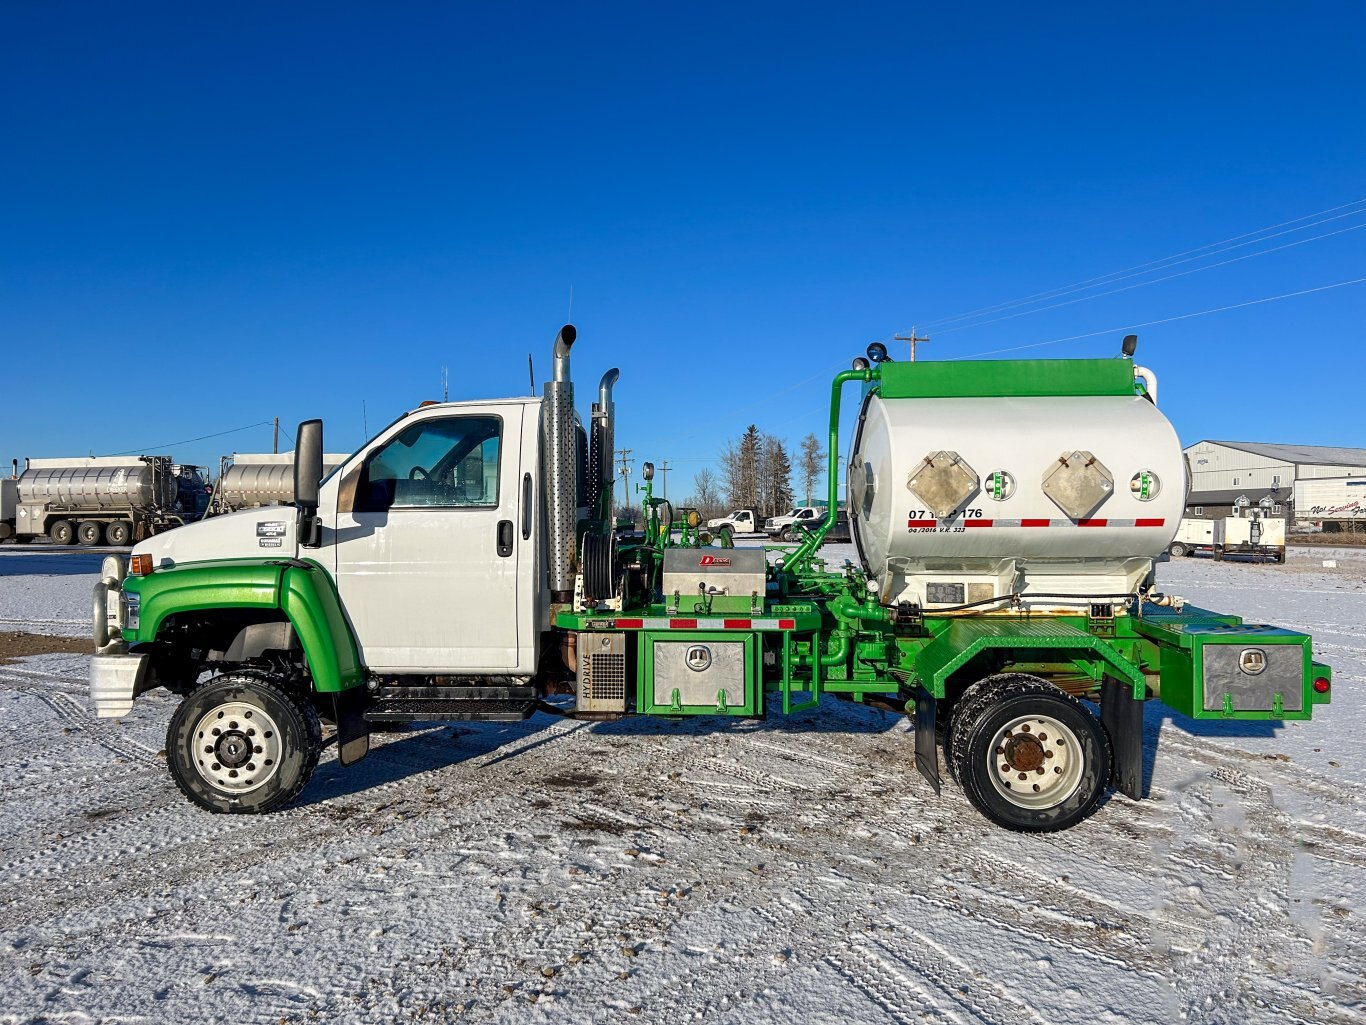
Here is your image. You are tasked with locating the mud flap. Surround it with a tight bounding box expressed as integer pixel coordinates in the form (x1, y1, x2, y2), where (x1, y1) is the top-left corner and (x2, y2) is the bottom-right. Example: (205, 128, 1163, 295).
(333, 689, 370, 767)
(914, 685, 940, 795)
(1101, 676, 1145, 799)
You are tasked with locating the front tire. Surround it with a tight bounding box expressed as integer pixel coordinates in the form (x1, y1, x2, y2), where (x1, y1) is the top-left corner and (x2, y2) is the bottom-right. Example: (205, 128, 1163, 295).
(948, 674, 1111, 832)
(166, 673, 322, 814)
(1169, 541, 1187, 558)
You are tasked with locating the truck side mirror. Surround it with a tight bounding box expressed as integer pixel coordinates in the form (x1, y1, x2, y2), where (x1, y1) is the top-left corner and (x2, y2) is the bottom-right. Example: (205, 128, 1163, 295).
(295, 419, 323, 547)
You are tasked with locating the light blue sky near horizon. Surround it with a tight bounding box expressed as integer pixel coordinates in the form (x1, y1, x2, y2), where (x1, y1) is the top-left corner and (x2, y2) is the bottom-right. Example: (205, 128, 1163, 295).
(3, 2, 1364, 499)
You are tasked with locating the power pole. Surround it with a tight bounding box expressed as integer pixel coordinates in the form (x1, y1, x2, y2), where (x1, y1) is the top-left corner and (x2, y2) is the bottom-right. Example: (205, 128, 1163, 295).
(272, 417, 279, 454)
(894, 326, 930, 362)
(615, 447, 633, 516)
(660, 460, 671, 500)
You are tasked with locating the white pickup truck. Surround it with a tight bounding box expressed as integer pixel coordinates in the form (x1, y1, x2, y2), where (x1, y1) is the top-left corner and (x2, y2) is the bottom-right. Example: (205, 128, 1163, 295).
(705, 508, 762, 541)
(764, 506, 822, 541)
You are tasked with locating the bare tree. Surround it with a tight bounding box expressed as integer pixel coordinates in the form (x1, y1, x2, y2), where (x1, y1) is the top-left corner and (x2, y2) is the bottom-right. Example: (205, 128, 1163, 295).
(691, 467, 721, 518)
(799, 433, 822, 506)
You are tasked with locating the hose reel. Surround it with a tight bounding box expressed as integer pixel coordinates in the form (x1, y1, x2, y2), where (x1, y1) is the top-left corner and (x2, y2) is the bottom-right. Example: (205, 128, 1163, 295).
(582, 532, 621, 603)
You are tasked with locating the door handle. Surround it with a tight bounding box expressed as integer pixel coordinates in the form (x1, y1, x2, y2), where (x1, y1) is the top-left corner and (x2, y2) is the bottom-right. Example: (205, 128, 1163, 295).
(521, 473, 533, 540)
(497, 519, 514, 557)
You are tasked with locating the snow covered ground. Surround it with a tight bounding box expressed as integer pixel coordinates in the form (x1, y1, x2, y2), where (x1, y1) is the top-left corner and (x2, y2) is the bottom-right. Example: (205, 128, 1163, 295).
(0, 544, 1363, 1024)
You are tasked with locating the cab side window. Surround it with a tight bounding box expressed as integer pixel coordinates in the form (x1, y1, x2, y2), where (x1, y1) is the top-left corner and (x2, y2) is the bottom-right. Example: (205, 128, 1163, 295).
(358, 416, 502, 512)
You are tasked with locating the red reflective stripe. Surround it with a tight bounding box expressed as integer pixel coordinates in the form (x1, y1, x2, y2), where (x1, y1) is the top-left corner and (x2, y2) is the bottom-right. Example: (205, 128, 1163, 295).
(1021, 519, 1050, 527)
(723, 619, 751, 629)
(1135, 518, 1166, 527)
(908, 520, 938, 527)
(1078, 519, 1107, 527)
(964, 519, 993, 527)
(614, 618, 643, 629)
(778, 619, 796, 630)
(671, 619, 698, 629)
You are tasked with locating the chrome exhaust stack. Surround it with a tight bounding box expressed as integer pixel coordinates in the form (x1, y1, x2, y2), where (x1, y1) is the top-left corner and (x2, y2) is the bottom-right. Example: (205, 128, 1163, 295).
(589, 368, 620, 520)
(542, 325, 578, 603)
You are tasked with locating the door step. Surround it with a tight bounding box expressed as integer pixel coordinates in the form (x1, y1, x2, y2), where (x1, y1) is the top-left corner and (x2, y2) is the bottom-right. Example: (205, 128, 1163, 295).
(363, 698, 537, 723)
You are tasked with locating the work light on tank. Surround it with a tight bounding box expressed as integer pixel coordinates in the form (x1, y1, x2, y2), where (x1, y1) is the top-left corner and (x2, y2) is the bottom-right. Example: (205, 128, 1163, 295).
(866, 341, 890, 364)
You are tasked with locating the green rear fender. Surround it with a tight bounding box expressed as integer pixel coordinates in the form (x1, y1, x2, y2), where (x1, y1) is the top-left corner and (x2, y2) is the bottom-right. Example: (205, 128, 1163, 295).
(125, 558, 363, 693)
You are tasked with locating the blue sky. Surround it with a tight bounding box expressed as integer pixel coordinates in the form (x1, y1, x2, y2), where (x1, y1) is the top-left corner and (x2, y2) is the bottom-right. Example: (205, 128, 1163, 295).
(3, 2, 1363, 500)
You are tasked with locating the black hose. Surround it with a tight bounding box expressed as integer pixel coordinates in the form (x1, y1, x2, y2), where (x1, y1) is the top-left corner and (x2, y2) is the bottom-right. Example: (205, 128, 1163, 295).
(903, 591, 1139, 614)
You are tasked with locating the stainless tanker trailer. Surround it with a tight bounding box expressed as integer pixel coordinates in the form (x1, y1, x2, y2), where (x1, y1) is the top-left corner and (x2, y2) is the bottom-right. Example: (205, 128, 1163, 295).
(0, 456, 206, 546)
(208, 452, 349, 515)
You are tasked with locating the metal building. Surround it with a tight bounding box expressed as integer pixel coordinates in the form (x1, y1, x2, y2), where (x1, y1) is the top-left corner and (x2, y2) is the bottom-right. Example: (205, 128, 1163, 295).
(1183, 440, 1366, 521)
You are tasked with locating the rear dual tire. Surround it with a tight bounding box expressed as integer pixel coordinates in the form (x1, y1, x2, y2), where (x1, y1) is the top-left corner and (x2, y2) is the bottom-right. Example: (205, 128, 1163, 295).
(77, 521, 103, 546)
(948, 674, 1112, 833)
(166, 673, 322, 814)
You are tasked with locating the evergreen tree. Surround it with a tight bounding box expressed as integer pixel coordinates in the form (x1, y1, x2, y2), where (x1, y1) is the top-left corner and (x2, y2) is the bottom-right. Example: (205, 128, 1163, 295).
(759, 433, 795, 517)
(722, 425, 763, 511)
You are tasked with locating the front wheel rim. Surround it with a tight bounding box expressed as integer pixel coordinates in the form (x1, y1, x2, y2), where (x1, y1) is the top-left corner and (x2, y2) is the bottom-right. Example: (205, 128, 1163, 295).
(190, 700, 284, 795)
(985, 713, 1085, 810)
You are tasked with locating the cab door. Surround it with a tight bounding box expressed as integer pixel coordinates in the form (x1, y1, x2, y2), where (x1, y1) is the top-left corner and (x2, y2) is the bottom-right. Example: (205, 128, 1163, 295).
(330, 405, 532, 673)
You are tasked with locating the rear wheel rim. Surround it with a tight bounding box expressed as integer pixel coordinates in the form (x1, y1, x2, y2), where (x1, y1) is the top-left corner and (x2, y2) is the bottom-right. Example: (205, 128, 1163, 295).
(985, 713, 1084, 810)
(190, 700, 284, 795)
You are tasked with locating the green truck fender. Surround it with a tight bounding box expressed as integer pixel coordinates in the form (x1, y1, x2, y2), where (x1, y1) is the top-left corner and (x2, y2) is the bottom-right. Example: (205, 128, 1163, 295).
(122, 558, 363, 693)
(912, 618, 1147, 699)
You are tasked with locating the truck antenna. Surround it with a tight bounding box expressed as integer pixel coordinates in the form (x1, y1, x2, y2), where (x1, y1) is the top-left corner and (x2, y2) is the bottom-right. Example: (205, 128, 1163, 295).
(528, 354, 536, 395)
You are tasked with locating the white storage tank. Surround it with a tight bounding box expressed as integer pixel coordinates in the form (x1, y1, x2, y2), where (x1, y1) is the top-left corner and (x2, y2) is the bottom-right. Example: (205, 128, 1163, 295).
(847, 357, 1185, 611)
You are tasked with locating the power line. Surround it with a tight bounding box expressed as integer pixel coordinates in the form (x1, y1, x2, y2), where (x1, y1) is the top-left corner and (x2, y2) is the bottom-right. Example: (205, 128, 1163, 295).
(934, 219, 1366, 337)
(920, 195, 1366, 330)
(103, 420, 275, 457)
(615, 447, 633, 512)
(947, 274, 1366, 361)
